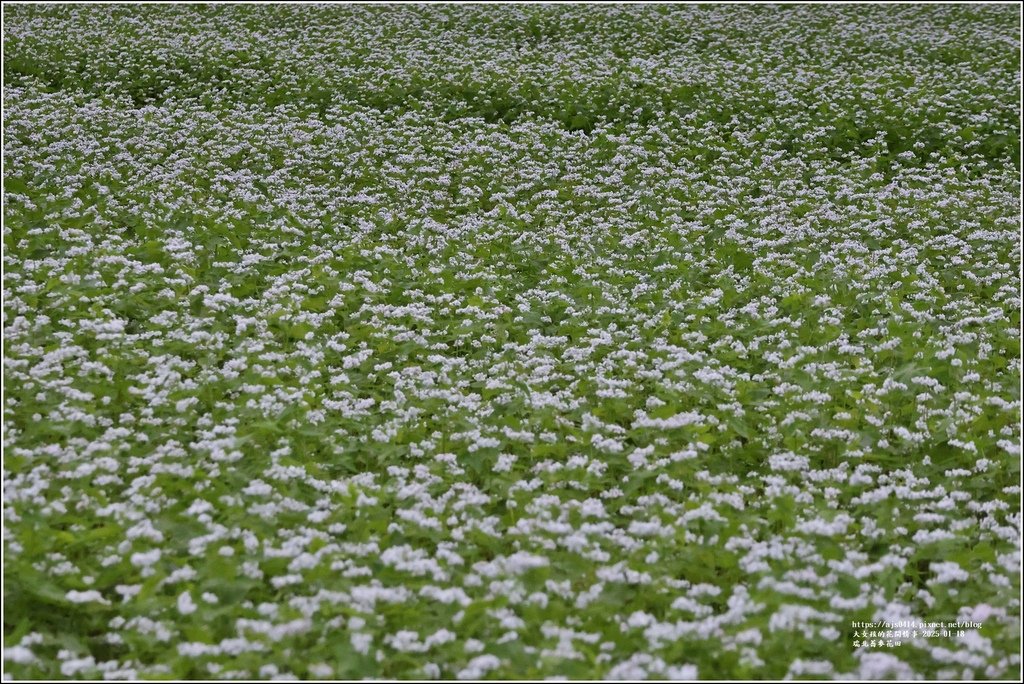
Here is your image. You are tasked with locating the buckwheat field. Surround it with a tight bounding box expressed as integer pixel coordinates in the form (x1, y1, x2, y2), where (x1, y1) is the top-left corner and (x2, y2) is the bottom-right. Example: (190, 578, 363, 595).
(2, 3, 1021, 681)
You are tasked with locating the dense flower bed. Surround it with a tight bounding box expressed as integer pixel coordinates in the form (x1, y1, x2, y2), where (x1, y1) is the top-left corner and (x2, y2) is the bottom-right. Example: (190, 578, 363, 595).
(2, 4, 1020, 680)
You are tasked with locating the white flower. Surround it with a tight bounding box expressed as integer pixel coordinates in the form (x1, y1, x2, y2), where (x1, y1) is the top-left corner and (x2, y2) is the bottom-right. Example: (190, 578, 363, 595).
(66, 590, 110, 605)
(177, 591, 197, 615)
